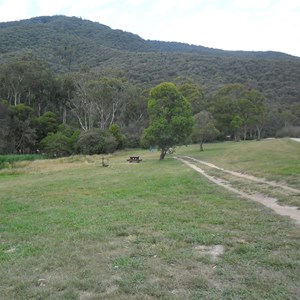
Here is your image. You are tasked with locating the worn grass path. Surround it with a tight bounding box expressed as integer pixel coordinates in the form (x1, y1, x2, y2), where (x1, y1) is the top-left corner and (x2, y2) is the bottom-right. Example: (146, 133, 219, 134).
(176, 156, 300, 226)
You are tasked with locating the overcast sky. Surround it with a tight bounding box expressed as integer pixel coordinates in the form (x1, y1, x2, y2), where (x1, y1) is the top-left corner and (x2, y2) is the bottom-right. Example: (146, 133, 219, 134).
(1, 0, 300, 57)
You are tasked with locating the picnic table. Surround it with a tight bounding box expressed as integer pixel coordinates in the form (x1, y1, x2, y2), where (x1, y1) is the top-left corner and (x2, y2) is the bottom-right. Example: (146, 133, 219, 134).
(127, 156, 142, 163)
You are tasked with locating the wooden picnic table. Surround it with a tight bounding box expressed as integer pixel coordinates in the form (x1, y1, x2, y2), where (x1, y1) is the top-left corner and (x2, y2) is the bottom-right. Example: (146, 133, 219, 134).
(127, 156, 142, 163)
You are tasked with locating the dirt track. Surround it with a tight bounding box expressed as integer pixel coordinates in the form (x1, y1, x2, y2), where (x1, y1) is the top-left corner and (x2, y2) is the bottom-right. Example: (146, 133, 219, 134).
(176, 156, 300, 227)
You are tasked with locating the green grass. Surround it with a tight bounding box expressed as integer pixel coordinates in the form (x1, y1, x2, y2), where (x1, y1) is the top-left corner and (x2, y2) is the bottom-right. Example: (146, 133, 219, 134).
(0, 154, 47, 170)
(0, 142, 300, 299)
(177, 138, 300, 188)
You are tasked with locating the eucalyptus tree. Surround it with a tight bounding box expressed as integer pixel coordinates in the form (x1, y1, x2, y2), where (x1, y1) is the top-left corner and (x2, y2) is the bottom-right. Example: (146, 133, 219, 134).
(212, 83, 265, 140)
(0, 53, 54, 116)
(0, 101, 11, 153)
(175, 77, 205, 115)
(9, 103, 36, 153)
(55, 73, 76, 124)
(88, 77, 128, 130)
(68, 72, 97, 131)
(69, 73, 131, 131)
(193, 110, 219, 151)
(142, 82, 194, 160)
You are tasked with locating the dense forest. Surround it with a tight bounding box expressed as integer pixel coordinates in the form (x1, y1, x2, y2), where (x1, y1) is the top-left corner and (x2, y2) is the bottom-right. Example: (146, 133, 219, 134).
(0, 15, 299, 155)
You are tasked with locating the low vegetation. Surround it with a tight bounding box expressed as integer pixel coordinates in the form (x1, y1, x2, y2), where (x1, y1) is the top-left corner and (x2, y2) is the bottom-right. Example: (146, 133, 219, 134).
(0, 154, 46, 169)
(1, 139, 299, 299)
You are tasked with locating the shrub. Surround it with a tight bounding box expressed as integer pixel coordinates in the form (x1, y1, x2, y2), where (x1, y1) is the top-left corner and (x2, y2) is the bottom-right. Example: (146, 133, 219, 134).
(35, 111, 59, 142)
(76, 128, 117, 155)
(40, 132, 73, 157)
(109, 123, 126, 149)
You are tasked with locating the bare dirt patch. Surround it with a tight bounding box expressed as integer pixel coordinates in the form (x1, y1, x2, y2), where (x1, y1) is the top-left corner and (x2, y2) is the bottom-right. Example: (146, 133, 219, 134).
(176, 157, 300, 227)
(194, 245, 225, 261)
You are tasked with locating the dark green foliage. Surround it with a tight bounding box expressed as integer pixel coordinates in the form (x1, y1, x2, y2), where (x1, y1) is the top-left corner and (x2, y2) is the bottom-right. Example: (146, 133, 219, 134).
(40, 132, 73, 157)
(39, 124, 80, 157)
(8, 103, 36, 153)
(211, 84, 266, 140)
(76, 128, 117, 155)
(142, 82, 194, 159)
(109, 123, 125, 150)
(9, 103, 33, 121)
(0, 15, 299, 154)
(0, 101, 11, 154)
(0, 53, 55, 111)
(175, 78, 205, 114)
(0, 15, 299, 109)
(192, 111, 220, 151)
(35, 111, 59, 142)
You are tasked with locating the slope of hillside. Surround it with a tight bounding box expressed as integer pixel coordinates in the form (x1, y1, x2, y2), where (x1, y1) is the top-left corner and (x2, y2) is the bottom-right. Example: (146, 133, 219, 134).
(0, 15, 300, 107)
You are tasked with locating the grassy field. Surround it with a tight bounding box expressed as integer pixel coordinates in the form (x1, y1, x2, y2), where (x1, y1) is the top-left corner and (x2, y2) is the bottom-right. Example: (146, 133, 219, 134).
(177, 138, 300, 186)
(176, 138, 300, 208)
(0, 154, 46, 170)
(0, 139, 300, 299)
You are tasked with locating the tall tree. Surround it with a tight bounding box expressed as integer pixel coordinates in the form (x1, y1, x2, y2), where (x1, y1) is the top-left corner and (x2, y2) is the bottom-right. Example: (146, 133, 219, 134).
(244, 89, 266, 140)
(0, 101, 11, 153)
(0, 53, 54, 115)
(55, 74, 75, 124)
(69, 73, 130, 131)
(68, 72, 96, 131)
(88, 77, 128, 129)
(9, 103, 36, 153)
(193, 111, 219, 151)
(212, 83, 266, 140)
(35, 111, 59, 143)
(175, 77, 205, 115)
(142, 82, 194, 160)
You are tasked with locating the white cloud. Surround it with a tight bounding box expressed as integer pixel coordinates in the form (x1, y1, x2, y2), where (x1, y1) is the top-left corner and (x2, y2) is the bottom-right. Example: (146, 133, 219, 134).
(232, 0, 273, 10)
(34, 0, 72, 16)
(0, 0, 31, 21)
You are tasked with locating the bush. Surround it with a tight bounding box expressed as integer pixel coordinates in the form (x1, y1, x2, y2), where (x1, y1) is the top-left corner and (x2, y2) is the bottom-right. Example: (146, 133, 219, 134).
(40, 132, 73, 157)
(109, 123, 126, 149)
(76, 128, 117, 155)
(125, 136, 141, 148)
(35, 111, 59, 142)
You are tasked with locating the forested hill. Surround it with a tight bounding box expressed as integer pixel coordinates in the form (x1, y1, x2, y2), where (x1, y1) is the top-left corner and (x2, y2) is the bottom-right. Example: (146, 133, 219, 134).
(0, 15, 296, 60)
(1, 15, 300, 106)
(1, 15, 300, 155)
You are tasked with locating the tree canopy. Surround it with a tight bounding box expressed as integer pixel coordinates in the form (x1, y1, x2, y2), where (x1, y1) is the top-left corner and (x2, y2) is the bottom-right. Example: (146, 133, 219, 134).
(211, 84, 266, 141)
(142, 82, 194, 160)
(193, 111, 219, 151)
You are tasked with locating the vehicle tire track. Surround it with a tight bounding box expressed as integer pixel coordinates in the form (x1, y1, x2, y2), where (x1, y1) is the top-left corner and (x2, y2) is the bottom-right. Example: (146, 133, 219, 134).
(183, 156, 300, 194)
(175, 156, 300, 226)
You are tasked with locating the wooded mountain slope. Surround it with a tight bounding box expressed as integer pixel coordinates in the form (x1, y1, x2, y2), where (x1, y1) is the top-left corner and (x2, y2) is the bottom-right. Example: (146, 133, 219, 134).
(0, 15, 299, 107)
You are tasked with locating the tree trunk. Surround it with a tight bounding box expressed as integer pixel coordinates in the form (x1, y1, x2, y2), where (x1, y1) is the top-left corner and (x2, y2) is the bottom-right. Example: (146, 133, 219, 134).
(160, 149, 167, 160)
(256, 125, 262, 141)
(200, 142, 204, 151)
(62, 104, 67, 124)
(243, 126, 247, 140)
(38, 102, 42, 117)
(234, 130, 240, 142)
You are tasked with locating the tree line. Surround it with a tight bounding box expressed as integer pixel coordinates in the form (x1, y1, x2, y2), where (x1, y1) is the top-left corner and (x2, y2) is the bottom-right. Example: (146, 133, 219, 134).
(0, 53, 298, 156)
